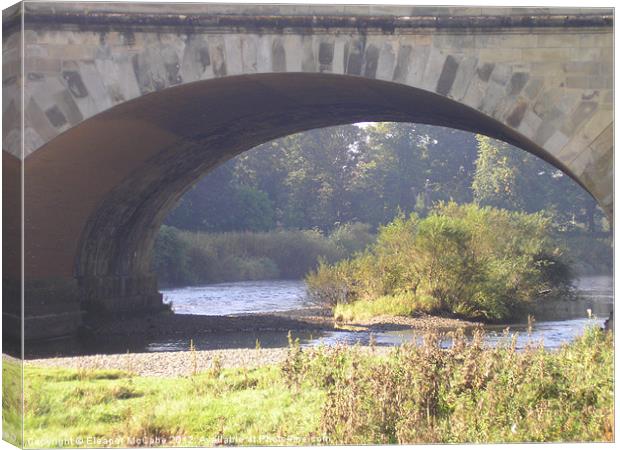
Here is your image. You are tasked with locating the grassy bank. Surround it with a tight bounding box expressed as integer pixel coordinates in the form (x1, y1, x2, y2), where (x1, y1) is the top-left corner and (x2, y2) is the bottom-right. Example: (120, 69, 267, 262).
(11, 327, 614, 446)
(152, 223, 374, 286)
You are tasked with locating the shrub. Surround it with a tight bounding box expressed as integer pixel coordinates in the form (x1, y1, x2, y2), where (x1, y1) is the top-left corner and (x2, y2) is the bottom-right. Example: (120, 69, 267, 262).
(152, 226, 193, 286)
(328, 222, 375, 255)
(306, 203, 573, 321)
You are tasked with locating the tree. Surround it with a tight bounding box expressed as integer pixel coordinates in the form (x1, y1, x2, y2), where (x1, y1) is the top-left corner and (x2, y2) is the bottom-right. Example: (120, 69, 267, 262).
(472, 134, 605, 231)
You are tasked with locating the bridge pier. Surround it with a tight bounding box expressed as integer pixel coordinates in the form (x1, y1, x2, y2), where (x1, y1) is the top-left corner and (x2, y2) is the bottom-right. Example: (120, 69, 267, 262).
(4, 275, 164, 341)
(79, 273, 164, 314)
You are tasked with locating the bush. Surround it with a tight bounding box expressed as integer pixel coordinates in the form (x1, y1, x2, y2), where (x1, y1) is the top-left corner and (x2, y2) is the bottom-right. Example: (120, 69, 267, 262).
(306, 203, 573, 321)
(328, 222, 375, 255)
(152, 226, 193, 286)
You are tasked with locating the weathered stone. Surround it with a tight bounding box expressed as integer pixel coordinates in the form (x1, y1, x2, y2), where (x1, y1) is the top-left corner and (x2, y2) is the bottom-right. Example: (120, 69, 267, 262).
(344, 37, 365, 75)
(508, 72, 529, 96)
(476, 62, 494, 82)
(301, 36, 316, 73)
(568, 101, 599, 132)
(363, 44, 380, 78)
(318, 41, 334, 67)
(271, 38, 286, 72)
(375, 41, 396, 81)
(506, 101, 528, 128)
(405, 46, 431, 86)
(45, 105, 67, 128)
(435, 54, 459, 96)
(449, 56, 477, 101)
(392, 43, 412, 83)
(62, 70, 89, 98)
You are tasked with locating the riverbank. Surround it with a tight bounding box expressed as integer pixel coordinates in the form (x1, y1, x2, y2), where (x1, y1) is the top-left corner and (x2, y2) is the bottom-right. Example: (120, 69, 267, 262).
(10, 328, 614, 446)
(84, 307, 481, 339)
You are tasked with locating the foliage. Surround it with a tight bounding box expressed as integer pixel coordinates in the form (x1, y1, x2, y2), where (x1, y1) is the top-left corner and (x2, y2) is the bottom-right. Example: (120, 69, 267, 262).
(166, 124, 481, 233)
(151, 226, 192, 286)
(163, 124, 610, 282)
(307, 203, 574, 321)
(284, 327, 613, 444)
(152, 225, 376, 287)
(18, 328, 614, 446)
(472, 135, 607, 232)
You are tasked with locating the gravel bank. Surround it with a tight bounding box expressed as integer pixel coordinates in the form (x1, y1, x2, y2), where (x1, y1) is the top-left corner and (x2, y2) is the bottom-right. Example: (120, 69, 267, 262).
(26, 348, 290, 377)
(345, 313, 483, 331)
(26, 346, 392, 377)
(23, 310, 482, 377)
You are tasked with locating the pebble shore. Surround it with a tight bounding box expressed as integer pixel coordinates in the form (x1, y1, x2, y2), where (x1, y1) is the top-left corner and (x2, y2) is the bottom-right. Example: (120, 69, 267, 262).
(22, 310, 481, 377)
(26, 348, 291, 377)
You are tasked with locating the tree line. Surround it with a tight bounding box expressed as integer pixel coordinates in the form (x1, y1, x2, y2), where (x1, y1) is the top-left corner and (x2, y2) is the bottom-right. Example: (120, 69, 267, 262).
(165, 123, 607, 235)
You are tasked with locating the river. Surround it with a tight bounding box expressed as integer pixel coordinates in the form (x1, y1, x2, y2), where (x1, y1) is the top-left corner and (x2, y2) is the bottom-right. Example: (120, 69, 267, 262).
(153, 276, 613, 352)
(19, 276, 612, 358)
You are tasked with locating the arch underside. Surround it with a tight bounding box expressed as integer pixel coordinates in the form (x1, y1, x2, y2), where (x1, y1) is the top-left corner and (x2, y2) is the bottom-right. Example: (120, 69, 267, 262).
(22, 72, 610, 326)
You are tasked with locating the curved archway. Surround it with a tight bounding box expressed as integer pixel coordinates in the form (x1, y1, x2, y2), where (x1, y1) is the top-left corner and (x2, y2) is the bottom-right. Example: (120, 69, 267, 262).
(21, 72, 608, 336)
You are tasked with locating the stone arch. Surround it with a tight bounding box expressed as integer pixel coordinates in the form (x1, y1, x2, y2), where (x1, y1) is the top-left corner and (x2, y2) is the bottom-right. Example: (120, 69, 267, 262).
(7, 4, 611, 338)
(23, 72, 606, 324)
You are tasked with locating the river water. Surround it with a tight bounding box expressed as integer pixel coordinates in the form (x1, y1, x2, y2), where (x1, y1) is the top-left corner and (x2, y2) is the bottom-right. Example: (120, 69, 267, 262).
(18, 276, 612, 358)
(154, 276, 613, 352)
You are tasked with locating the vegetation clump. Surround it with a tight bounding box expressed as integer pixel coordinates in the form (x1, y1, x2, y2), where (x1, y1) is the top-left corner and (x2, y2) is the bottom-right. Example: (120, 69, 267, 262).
(307, 203, 573, 322)
(153, 223, 374, 286)
(284, 327, 613, 444)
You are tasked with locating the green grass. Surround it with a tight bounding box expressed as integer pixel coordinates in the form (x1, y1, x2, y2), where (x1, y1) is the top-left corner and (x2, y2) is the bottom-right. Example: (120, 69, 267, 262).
(2, 356, 23, 447)
(6, 327, 614, 447)
(333, 293, 442, 322)
(20, 365, 324, 447)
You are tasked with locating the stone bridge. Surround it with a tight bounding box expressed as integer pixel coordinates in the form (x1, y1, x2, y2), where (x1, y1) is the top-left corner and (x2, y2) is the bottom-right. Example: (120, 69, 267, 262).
(2, 2, 613, 339)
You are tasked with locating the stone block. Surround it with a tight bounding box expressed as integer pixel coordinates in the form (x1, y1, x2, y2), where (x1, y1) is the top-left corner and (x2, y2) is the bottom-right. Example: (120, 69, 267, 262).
(570, 47, 603, 60)
(544, 130, 570, 155)
(375, 39, 397, 81)
(299, 35, 316, 73)
(25, 98, 58, 142)
(435, 54, 461, 96)
(537, 33, 579, 48)
(579, 33, 613, 48)
(478, 48, 523, 63)
(25, 57, 61, 74)
(432, 34, 475, 49)
(419, 48, 445, 91)
(563, 61, 601, 75)
(256, 36, 273, 73)
(282, 35, 303, 72)
(449, 56, 477, 101)
(223, 35, 243, 76)
(362, 43, 380, 78)
(522, 48, 571, 62)
(391, 42, 412, 83)
(405, 45, 431, 87)
(474, 33, 538, 49)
